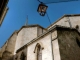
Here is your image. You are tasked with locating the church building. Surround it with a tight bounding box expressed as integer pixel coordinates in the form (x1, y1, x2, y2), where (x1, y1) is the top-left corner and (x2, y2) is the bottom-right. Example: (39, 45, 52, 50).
(0, 14, 80, 60)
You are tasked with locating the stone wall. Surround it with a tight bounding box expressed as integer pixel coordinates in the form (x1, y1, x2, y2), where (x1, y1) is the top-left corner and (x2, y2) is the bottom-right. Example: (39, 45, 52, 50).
(48, 17, 70, 30)
(14, 26, 46, 54)
(52, 39, 61, 60)
(14, 27, 38, 54)
(6, 31, 17, 54)
(27, 34, 53, 60)
(0, 41, 8, 58)
(37, 27, 46, 36)
(69, 16, 80, 31)
(57, 28, 80, 60)
(1, 31, 18, 60)
(38, 27, 43, 36)
(14, 26, 59, 60)
(48, 16, 80, 31)
(15, 48, 27, 60)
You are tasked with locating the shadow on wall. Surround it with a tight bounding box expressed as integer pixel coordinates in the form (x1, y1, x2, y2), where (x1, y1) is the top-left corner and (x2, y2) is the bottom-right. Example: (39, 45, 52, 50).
(2, 51, 14, 60)
(0, 57, 2, 60)
(76, 38, 80, 47)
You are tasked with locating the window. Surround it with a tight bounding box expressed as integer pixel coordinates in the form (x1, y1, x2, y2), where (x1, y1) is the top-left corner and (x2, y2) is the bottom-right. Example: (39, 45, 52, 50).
(37, 43, 42, 60)
(34, 43, 42, 60)
(20, 52, 25, 60)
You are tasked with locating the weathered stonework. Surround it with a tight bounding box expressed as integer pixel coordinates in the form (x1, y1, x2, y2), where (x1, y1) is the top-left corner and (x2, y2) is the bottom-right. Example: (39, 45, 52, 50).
(1, 14, 80, 60)
(57, 28, 80, 60)
(48, 15, 80, 31)
(14, 25, 46, 54)
(1, 31, 18, 60)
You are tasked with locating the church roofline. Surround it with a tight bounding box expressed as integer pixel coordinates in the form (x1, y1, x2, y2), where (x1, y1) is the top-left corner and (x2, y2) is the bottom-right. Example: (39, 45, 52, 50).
(16, 25, 80, 53)
(17, 24, 46, 34)
(47, 14, 80, 29)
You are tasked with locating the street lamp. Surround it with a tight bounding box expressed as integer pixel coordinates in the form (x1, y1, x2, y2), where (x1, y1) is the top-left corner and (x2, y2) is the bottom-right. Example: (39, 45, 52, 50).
(37, 0, 78, 16)
(37, 2, 48, 16)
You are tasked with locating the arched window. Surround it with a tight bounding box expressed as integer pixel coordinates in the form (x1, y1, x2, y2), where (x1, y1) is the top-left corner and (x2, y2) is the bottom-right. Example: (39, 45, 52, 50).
(37, 43, 42, 60)
(34, 43, 42, 60)
(20, 52, 25, 60)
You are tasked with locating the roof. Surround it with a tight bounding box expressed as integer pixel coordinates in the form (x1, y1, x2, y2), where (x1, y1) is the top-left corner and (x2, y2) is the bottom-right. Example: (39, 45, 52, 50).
(47, 14, 80, 29)
(16, 25, 80, 53)
(17, 24, 46, 34)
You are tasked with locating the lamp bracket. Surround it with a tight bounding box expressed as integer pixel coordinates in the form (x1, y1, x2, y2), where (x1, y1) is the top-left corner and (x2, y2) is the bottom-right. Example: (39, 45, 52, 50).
(37, 0, 43, 3)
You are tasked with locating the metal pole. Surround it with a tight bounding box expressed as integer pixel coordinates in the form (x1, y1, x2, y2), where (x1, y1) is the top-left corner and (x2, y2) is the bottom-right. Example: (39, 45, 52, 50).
(46, 12, 54, 60)
(44, 0, 78, 4)
(25, 15, 28, 26)
(37, 0, 78, 4)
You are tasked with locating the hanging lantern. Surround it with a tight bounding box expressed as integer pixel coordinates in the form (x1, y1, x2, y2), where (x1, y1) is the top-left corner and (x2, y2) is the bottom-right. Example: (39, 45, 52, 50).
(37, 3, 48, 16)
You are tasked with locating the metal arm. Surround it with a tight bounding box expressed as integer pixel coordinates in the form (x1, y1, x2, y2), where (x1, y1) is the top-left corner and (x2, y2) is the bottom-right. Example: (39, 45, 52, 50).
(45, 0, 78, 4)
(37, 0, 43, 3)
(37, 0, 78, 4)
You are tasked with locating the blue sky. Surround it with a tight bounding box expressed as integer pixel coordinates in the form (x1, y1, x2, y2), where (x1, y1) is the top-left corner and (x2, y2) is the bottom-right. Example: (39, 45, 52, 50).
(0, 0, 80, 47)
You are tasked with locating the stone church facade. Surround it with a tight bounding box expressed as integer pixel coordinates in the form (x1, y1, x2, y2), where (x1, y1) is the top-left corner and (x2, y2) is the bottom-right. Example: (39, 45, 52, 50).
(0, 14, 80, 60)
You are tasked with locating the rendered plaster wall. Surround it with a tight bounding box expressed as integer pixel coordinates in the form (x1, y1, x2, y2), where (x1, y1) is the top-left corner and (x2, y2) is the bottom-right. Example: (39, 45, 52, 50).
(38, 27, 43, 36)
(38, 27, 46, 36)
(52, 39, 61, 60)
(5, 32, 17, 54)
(57, 28, 80, 60)
(69, 16, 80, 31)
(48, 17, 70, 30)
(14, 48, 27, 60)
(48, 16, 80, 31)
(14, 27, 38, 54)
(13, 28, 57, 60)
(1, 31, 17, 60)
(27, 30, 57, 60)
(43, 29, 46, 33)
(52, 30, 61, 60)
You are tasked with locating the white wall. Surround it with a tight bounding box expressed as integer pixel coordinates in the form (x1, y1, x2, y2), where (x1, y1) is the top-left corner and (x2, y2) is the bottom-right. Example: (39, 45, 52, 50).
(27, 34, 53, 60)
(48, 17, 70, 30)
(52, 39, 61, 60)
(14, 27, 38, 54)
(69, 16, 80, 30)
(48, 16, 80, 31)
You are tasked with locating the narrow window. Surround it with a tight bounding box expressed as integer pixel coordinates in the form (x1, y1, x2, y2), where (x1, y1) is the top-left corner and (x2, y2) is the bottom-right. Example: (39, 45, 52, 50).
(20, 52, 25, 60)
(34, 43, 42, 60)
(37, 44, 42, 60)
